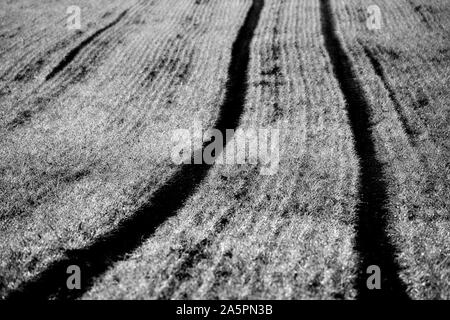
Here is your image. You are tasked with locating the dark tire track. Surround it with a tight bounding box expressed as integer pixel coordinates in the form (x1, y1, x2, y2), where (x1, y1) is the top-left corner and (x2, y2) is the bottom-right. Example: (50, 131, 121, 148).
(6, 9, 133, 131)
(11, 33, 82, 83)
(45, 10, 129, 81)
(319, 0, 409, 299)
(5, 0, 264, 300)
(360, 44, 418, 142)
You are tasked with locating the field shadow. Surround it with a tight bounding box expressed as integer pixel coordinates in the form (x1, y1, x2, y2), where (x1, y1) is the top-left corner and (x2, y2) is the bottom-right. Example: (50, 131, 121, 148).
(6, 0, 264, 300)
(319, 0, 409, 299)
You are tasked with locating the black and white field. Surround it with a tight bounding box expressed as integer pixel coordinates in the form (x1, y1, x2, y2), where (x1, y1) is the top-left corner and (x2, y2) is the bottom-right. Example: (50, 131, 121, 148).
(0, 0, 449, 300)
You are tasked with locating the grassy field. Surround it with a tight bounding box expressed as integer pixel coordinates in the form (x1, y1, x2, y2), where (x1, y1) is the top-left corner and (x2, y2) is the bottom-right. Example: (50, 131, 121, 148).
(334, 0, 450, 299)
(0, 0, 448, 299)
(0, 0, 251, 297)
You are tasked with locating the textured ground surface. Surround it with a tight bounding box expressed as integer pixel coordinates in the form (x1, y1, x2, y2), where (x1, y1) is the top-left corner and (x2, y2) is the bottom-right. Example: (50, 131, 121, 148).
(0, 0, 448, 299)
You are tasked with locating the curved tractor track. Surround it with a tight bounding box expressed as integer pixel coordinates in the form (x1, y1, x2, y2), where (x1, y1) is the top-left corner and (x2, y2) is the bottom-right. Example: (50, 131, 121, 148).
(45, 10, 129, 81)
(6, 0, 265, 300)
(320, 0, 408, 299)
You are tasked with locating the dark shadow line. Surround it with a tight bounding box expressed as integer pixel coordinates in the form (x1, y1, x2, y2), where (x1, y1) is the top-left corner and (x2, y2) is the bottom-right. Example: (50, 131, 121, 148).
(360, 44, 417, 142)
(319, 0, 409, 299)
(6, 0, 264, 300)
(45, 10, 129, 81)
